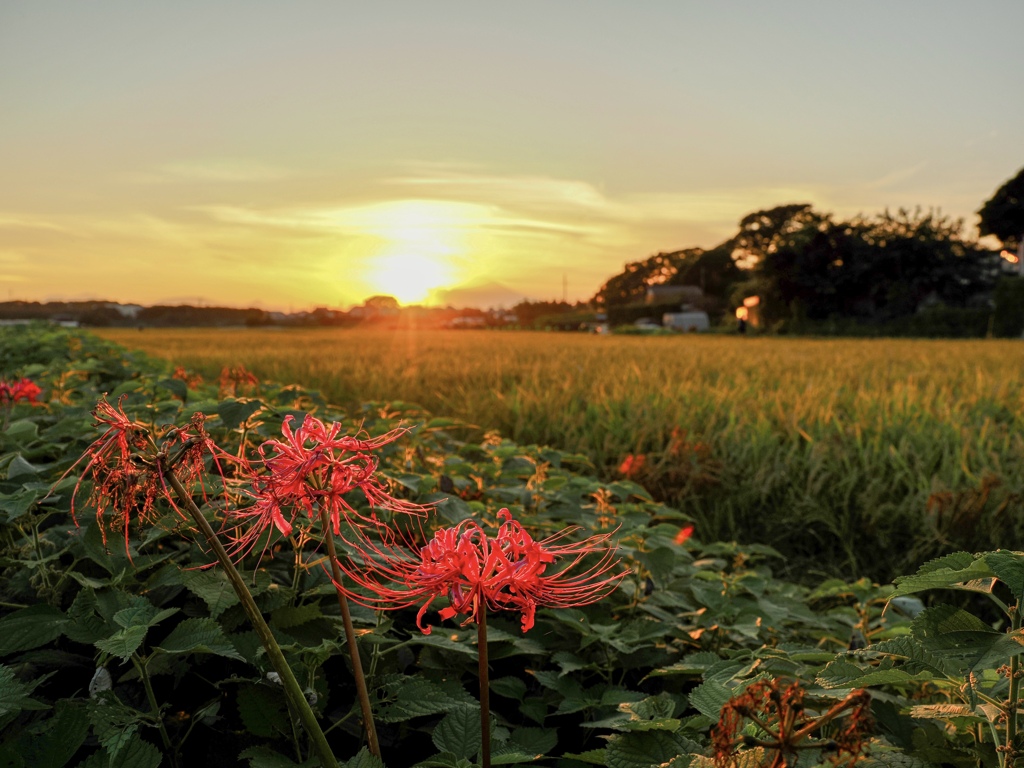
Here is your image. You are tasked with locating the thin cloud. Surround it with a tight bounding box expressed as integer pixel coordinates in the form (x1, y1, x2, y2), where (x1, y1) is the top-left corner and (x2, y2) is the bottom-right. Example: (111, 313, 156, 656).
(861, 162, 929, 190)
(124, 159, 292, 184)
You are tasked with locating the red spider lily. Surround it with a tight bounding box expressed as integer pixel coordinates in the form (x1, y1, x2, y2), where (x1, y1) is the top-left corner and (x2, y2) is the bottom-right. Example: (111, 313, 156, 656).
(172, 366, 204, 389)
(64, 398, 161, 549)
(336, 508, 625, 634)
(0, 378, 43, 405)
(62, 399, 218, 552)
(224, 414, 429, 558)
(674, 524, 695, 545)
(618, 453, 646, 478)
(219, 365, 259, 398)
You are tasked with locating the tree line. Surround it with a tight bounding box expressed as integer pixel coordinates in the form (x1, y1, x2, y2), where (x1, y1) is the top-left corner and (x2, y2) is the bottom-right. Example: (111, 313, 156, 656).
(587, 165, 1024, 335)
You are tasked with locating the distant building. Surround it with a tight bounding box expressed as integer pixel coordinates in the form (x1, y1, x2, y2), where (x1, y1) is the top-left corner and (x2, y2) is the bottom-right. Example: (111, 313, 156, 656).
(663, 311, 710, 332)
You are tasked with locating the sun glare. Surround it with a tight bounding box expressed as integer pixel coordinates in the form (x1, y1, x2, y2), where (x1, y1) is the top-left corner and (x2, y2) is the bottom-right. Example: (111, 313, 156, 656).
(336, 199, 491, 305)
(366, 252, 453, 304)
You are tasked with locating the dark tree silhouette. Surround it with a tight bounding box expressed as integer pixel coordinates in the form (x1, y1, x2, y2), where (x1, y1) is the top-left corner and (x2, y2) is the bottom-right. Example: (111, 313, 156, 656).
(978, 166, 1024, 250)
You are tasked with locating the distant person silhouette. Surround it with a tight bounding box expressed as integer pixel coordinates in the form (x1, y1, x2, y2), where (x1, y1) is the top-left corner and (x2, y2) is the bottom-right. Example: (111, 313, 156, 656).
(737, 317, 747, 334)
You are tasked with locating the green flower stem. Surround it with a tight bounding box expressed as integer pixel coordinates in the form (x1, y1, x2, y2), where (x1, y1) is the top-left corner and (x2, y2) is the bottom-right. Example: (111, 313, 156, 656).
(319, 507, 381, 759)
(159, 463, 340, 768)
(131, 654, 176, 768)
(478, 606, 491, 768)
(1008, 603, 1021, 768)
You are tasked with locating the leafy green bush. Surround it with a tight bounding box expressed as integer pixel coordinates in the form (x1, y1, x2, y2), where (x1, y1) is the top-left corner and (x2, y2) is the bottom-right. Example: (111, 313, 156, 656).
(3, 325, 1024, 768)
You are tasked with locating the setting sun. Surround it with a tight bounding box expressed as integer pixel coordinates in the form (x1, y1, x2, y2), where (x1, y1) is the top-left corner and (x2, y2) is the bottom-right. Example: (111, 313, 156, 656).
(338, 199, 489, 305)
(365, 251, 453, 304)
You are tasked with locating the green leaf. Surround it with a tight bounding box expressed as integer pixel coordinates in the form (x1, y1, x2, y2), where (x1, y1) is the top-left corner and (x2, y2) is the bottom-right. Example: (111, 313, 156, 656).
(508, 727, 557, 756)
(984, 551, 1024, 601)
(561, 750, 608, 766)
(0, 664, 48, 719)
(270, 603, 324, 629)
(605, 731, 692, 768)
(0, 605, 66, 657)
(6, 455, 41, 479)
(95, 625, 150, 661)
(156, 618, 244, 661)
(179, 569, 240, 619)
(156, 378, 188, 400)
(686, 680, 733, 721)
(86, 694, 144, 765)
(891, 554, 993, 597)
(26, 700, 90, 768)
(239, 745, 318, 768)
(490, 676, 527, 701)
(3, 419, 39, 444)
(412, 755, 473, 768)
(217, 398, 263, 430)
(108, 733, 162, 768)
(0, 487, 41, 520)
(432, 708, 482, 760)
(817, 658, 939, 689)
(237, 685, 288, 738)
(342, 747, 386, 768)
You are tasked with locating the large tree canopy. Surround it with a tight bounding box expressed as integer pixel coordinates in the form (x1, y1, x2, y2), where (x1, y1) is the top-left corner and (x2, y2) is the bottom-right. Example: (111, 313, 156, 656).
(978, 166, 1024, 249)
(593, 202, 997, 328)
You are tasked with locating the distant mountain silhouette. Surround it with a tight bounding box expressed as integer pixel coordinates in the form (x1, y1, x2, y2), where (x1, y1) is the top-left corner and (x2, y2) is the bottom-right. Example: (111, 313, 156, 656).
(430, 281, 529, 309)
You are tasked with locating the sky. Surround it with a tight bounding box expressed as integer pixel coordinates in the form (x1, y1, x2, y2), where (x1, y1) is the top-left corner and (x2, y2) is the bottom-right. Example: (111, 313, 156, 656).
(2, 2, 1023, 311)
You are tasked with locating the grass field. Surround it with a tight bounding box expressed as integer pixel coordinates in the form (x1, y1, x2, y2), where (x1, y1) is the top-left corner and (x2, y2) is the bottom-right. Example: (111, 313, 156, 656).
(97, 327, 1024, 581)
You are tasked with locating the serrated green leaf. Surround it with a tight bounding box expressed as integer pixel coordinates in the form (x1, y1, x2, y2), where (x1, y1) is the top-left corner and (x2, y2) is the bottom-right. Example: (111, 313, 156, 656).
(561, 750, 608, 765)
(237, 685, 287, 738)
(0, 604, 66, 657)
(686, 680, 733, 721)
(156, 618, 244, 661)
(270, 603, 323, 629)
(605, 731, 692, 768)
(95, 625, 149, 661)
(984, 551, 1024, 602)
(432, 708, 482, 760)
(0, 663, 48, 719)
(179, 569, 240, 619)
(816, 658, 938, 689)
(379, 679, 467, 722)
(891, 556, 993, 597)
(342, 747, 386, 768)
(87, 694, 145, 765)
(239, 744, 317, 767)
(508, 726, 557, 756)
(26, 699, 89, 768)
(490, 677, 527, 701)
(109, 733, 161, 768)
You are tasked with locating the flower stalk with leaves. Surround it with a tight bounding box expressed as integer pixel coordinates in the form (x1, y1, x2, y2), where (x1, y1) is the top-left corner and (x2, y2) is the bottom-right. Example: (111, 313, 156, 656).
(62, 399, 343, 768)
(336, 507, 625, 768)
(227, 413, 434, 759)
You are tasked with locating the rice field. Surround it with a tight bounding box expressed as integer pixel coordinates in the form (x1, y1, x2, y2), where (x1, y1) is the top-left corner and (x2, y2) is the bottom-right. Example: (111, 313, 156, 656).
(97, 327, 1024, 581)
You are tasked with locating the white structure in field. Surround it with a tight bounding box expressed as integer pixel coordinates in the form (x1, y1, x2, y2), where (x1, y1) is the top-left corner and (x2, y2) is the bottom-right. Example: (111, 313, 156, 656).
(663, 310, 710, 332)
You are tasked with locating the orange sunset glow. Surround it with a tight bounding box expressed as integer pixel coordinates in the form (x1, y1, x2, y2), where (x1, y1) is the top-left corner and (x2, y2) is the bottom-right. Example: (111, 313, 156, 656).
(2, 4, 1023, 310)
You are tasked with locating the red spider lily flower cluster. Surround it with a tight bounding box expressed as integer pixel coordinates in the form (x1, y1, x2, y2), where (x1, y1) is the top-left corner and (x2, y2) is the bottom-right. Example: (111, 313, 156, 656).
(0, 378, 43, 405)
(712, 679, 872, 768)
(225, 415, 430, 558)
(172, 366, 204, 389)
(337, 508, 624, 634)
(219, 365, 259, 398)
(65, 398, 214, 550)
(618, 453, 646, 479)
(674, 524, 695, 545)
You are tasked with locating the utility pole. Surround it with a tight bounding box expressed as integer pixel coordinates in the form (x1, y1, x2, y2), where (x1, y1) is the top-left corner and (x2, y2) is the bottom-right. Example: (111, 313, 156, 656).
(562, 273, 567, 304)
